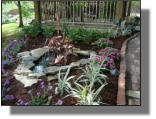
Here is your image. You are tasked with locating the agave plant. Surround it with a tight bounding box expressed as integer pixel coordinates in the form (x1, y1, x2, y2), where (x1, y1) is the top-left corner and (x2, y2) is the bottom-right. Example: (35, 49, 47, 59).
(77, 58, 108, 92)
(69, 81, 105, 105)
(55, 66, 75, 96)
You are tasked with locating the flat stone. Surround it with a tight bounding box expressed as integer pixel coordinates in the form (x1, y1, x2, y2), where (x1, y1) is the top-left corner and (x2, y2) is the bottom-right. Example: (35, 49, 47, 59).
(74, 50, 97, 57)
(75, 50, 90, 56)
(90, 51, 97, 57)
(80, 59, 90, 66)
(17, 51, 30, 57)
(22, 61, 35, 69)
(47, 75, 58, 81)
(70, 61, 80, 67)
(22, 56, 37, 61)
(28, 73, 46, 79)
(14, 74, 41, 87)
(44, 61, 80, 75)
(14, 64, 32, 75)
(44, 66, 61, 75)
(30, 46, 49, 58)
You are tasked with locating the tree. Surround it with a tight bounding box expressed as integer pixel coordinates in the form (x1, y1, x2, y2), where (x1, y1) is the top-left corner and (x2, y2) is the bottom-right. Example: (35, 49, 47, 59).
(17, 1, 23, 27)
(34, 1, 41, 23)
(127, 1, 132, 16)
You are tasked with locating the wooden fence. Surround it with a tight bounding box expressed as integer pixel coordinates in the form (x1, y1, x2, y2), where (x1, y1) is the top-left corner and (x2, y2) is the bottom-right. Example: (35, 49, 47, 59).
(40, 1, 138, 28)
(40, 1, 117, 25)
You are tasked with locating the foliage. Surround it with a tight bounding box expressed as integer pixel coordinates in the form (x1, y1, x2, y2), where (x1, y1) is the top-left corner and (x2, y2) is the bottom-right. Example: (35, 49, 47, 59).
(21, 1, 34, 19)
(2, 35, 28, 74)
(22, 23, 42, 37)
(55, 66, 75, 96)
(132, 1, 140, 5)
(102, 29, 114, 38)
(96, 38, 113, 48)
(42, 25, 56, 37)
(67, 26, 89, 42)
(120, 20, 133, 36)
(77, 58, 107, 91)
(62, 24, 70, 37)
(87, 29, 103, 41)
(2, 1, 34, 24)
(94, 47, 120, 70)
(67, 26, 104, 43)
(69, 81, 105, 105)
(48, 36, 77, 65)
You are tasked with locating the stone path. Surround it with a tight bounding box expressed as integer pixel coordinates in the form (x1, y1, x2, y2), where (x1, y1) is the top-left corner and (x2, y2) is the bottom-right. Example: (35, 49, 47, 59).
(126, 34, 140, 105)
(126, 34, 140, 91)
(117, 33, 140, 105)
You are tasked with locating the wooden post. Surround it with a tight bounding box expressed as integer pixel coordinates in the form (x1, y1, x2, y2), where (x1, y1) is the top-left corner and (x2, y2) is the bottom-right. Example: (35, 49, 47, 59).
(34, 1, 41, 23)
(115, 1, 126, 21)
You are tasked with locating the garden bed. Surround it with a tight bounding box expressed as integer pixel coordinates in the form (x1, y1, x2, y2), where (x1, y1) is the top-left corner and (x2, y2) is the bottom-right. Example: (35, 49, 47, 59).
(2, 32, 138, 105)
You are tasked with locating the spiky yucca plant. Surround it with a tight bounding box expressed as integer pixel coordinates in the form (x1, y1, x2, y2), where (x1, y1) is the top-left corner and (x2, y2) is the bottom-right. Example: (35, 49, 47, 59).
(69, 81, 105, 105)
(55, 66, 75, 96)
(77, 58, 107, 92)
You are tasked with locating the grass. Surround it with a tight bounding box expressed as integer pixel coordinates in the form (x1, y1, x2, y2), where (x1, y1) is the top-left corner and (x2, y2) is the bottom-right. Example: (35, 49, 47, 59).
(2, 23, 22, 50)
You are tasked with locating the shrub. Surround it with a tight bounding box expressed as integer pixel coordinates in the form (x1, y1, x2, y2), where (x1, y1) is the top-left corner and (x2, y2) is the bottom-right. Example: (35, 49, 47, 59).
(96, 38, 113, 48)
(88, 29, 103, 41)
(42, 26, 56, 37)
(22, 23, 42, 37)
(67, 26, 89, 42)
(103, 29, 114, 38)
(94, 47, 120, 70)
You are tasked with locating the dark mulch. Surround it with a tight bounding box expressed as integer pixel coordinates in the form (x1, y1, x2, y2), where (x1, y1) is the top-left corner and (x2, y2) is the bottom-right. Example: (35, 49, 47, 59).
(2, 33, 136, 106)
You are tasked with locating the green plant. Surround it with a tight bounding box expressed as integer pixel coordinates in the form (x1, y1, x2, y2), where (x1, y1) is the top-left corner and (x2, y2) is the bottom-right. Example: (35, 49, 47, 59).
(77, 58, 107, 91)
(62, 24, 70, 36)
(96, 38, 113, 48)
(42, 26, 56, 37)
(88, 29, 103, 41)
(22, 23, 42, 37)
(67, 26, 89, 42)
(69, 81, 105, 105)
(103, 29, 114, 38)
(55, 66, 75, 96)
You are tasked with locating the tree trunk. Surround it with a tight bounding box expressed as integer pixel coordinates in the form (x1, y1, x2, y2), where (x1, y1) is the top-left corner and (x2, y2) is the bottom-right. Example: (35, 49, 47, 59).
(115, 1, 126, 20)
(34, 1, 41, 23)
(127, 1, 132, 16)
(18, 1, 23, 27)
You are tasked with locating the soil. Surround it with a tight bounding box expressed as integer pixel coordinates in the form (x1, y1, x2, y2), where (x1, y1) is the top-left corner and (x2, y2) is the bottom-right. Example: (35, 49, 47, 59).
(2, 32, 136, 106)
